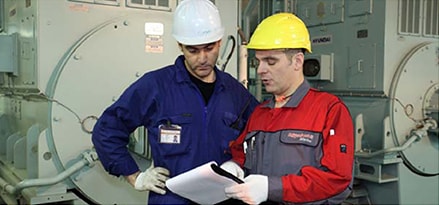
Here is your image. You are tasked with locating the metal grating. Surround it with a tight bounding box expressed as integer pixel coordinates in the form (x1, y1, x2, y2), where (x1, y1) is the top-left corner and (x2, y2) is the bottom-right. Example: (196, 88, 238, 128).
(126, 0, 171, 11)
(423, 0, 439, 37)
(399, 0, 438, 37)
(0, 0, 3, 32)
(399, 0, 422, 35)
(68, 0, 120, 6)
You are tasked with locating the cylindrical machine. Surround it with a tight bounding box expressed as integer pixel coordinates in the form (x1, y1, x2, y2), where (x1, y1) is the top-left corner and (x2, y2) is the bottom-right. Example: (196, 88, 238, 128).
(0, 0, 240, 204)
(302, 1, 439, 204)
(243, 0, 438, 204)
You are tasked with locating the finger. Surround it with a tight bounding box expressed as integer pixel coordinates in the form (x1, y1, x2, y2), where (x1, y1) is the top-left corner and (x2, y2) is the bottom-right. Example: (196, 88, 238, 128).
(225, 187, 236, 198)
(225, 188, 246, 201)
(154, 167, 170, 176)
(243, 199, 254, 205)
(156, 173, 170, 182)
(150, 176, 166, 188)
(237, 170, 245, 179)
(225, 193, 237, 199)
(150, 186, 166, 195)
(225, 191, 239, 199)
(153, 180, 166, 188)
(224, 185, 241, 195)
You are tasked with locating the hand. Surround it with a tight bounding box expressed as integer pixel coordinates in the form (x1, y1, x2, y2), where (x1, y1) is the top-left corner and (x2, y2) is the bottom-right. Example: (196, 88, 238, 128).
(134, 166, 170, 195)
(225, 175, 268, 205)
(220, 160, 244, 180)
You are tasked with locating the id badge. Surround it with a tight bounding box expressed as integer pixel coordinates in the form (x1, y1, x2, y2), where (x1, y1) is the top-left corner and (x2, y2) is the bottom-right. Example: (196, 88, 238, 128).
(159, 123, 181, 144)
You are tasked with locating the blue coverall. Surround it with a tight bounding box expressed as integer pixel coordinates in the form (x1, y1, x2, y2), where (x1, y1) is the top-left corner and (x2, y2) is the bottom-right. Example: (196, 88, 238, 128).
(92, 55, 259, 204)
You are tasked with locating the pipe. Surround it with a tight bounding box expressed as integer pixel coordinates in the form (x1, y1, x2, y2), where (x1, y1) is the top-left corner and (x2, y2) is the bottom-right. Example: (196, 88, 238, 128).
(238, 45, 248, 88)
(355, 133, 420, 158)
(355, 120, 437, 158)
(0, 177, 16, 194)
(237, 27, 248, 89)
(0, 151, 97, 195)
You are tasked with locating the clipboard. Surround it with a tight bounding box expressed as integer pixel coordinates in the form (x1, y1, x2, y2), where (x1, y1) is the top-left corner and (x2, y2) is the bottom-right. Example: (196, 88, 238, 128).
(210, 163, 244, 184)
(166, 161, 244, 204)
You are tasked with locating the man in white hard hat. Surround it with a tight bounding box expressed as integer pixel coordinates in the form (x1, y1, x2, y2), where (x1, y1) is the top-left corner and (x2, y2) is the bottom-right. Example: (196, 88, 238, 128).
(91, 0, 259, 204)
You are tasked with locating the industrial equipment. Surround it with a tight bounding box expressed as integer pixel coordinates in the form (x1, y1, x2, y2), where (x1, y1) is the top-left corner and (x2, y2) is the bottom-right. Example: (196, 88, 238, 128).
(243, 0, 438, 204)
(1, 0, 438, 204)
(0, 0, 240, 204)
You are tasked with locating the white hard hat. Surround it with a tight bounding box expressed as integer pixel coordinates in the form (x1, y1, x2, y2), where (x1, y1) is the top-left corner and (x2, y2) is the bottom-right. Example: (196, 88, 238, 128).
(172, 0, 224, 45)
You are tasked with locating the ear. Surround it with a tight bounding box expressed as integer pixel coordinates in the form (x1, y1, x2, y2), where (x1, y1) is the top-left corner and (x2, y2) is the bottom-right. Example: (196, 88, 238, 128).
(293, 52, 304, 71)
(178, 43, 183, 52)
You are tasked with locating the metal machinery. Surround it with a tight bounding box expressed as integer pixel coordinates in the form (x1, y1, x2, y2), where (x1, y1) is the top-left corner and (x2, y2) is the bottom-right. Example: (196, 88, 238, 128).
(0, 0, 240, 204)
(0, 0, 438, 204)
(243, 0, 438, 204)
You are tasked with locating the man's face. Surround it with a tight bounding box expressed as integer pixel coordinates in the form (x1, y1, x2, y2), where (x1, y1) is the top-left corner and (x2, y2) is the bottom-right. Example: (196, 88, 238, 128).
(180, 40, 221, 82)
(254, 49, 303, 96)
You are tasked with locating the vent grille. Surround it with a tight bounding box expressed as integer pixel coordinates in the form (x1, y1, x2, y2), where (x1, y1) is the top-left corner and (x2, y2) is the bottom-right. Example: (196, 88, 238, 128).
(424, 0, 439, 36)
(399, 0, 438, 37)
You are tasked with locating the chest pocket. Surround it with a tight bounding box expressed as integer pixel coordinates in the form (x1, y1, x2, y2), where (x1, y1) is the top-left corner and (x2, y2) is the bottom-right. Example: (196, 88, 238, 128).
(158, 114, 193, 157)
(244, 130, 322, 176)
(218, 112, 244, 157)
(276, 130, 322, 175)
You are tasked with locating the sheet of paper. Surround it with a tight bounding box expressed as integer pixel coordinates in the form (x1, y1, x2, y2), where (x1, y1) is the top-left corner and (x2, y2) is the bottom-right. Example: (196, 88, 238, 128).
(165, 161, 238, 204)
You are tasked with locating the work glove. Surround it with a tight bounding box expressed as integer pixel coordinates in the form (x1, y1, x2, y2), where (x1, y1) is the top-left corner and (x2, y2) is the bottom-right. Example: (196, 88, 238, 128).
(220, 160, 244, 180)
(225, 174, 268, 205)
(134, 166, 170, 195)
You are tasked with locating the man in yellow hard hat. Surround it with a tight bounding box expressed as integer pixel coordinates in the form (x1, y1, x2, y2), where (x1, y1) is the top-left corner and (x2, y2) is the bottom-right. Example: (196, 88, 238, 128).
(220, 13, 354, 204)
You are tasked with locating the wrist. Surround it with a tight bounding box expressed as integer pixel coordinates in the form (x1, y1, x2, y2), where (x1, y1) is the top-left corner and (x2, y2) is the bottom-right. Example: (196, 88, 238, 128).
(125, 171, 141, 186)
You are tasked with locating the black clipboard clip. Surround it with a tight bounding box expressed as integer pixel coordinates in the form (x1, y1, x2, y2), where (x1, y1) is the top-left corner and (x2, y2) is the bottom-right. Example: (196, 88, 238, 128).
(210, 164, 244, 184)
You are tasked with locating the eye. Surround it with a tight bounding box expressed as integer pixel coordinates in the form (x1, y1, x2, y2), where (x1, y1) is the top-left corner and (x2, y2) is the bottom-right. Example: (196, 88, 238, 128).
(187, 48, 198, 53)
(205, 45, 215, 51)
(267, 59, 276, 66)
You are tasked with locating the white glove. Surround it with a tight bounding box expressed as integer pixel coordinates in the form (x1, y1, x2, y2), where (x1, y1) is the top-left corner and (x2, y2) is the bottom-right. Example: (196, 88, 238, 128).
(225, 174, 268, 205)
(134, 166, 170, 195)
(220, 160, 244, 180)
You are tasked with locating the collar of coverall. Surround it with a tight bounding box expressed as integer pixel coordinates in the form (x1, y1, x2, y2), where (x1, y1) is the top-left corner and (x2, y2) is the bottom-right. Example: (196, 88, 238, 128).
(263, 80, 311, 108)
(174, 55, 225, 89)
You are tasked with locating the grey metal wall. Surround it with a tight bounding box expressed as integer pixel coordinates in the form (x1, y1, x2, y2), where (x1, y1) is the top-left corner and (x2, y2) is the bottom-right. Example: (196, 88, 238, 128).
(243, 0, 438, 204)
(0, 0, 240, 204)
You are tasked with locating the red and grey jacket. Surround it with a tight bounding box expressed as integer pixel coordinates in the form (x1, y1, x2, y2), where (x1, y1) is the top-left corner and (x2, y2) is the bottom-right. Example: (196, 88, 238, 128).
(230, 81, 354, 204)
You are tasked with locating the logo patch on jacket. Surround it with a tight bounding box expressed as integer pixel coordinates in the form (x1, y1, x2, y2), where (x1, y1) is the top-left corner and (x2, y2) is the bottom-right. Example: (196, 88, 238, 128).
(287, 132, 314, 143)
(281, 130, 320, 146)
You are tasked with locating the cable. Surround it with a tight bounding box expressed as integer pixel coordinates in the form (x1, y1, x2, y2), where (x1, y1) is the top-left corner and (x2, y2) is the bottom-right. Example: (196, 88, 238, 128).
(221, 35, 236, 71)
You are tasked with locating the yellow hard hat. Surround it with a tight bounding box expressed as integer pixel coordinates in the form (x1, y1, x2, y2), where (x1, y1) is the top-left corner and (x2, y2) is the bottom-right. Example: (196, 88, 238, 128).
(246, 13, 312, 53)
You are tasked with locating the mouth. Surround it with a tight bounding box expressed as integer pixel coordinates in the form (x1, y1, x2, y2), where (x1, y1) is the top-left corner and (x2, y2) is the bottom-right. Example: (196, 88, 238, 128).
(261, 79, 270, 85)
(197, 65, 212, 70)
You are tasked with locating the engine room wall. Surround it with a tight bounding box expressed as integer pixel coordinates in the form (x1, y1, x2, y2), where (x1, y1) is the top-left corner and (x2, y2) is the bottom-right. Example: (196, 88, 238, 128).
(242, 0, 438, 204)
(0, 0, 437, 204)
(296, 0, 438, 204)
(0, 0, 240, 204)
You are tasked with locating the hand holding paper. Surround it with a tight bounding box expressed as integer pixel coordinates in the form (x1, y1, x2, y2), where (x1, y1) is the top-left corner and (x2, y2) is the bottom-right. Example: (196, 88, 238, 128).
(220, 160, 244, 180)
(225, 174, 268, 205)
(165, 161, 243, 204)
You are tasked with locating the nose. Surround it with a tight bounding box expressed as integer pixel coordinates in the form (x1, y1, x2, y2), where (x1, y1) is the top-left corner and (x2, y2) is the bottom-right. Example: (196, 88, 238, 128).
(256, 62, 267, 75)
(198, 50, 208, 64)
